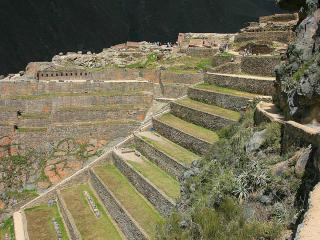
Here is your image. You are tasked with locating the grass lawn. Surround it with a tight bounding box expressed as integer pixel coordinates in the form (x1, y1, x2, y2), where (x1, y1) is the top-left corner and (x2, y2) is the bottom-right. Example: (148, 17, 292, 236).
(161, 56, 212, 73)
(127, 156, 180, 199)
(176, 98, 241, 121)
(194, 83, 259, 99)
(25, 204, 69, 240)
(157, 113, 219, 143)
(0, 217, 15, 240)
(138, 132, 199, 166)
(61, 183, 123, 240)
(94, 165, 163, 238)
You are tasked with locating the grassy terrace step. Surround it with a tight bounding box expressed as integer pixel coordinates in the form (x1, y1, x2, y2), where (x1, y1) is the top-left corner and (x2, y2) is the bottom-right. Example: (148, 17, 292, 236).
(61, 183, 123, 240)
(204, 72, 275, 95)
(24, 204, 69, 240)
(94, 164, 163, 238)
(194, 83, 260, 99)
(116, 149, 180, 200)
(137, 131, 199, 166)
(156, 113, 219, 143)
(188, 83, 265, 111)
(153, 113, 219, 155)
(175, 97, 241, 121)
(171, 98, 241, 130)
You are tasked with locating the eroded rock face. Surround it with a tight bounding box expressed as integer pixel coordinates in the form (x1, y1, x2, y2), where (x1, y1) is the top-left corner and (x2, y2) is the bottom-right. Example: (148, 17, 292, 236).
(274, 0, 320, 123)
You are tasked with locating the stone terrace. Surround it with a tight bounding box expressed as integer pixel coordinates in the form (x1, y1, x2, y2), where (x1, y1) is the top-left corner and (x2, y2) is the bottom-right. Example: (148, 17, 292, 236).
(7, 13, 319, 240)
(13, 50, 277, 240)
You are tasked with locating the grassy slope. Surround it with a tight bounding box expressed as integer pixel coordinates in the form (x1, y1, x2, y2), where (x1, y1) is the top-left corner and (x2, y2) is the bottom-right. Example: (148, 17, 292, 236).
(177, 98, 241, 121)
(25, 204, 69, 240)
(61, 183, 122, 240)
(139, 133, 199, 165)
(157, 113, 219, 143)
(194, 83, 260, 98)
(94, 164, 163, 238)
(127, 157, 180, 199)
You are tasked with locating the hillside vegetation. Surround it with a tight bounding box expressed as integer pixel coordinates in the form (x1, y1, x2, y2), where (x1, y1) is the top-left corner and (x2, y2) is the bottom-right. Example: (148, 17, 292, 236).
(157, 107, 308, 239)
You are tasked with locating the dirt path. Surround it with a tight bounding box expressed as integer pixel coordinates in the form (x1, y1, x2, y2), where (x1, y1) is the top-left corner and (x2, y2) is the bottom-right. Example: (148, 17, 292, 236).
(208, 72, 275, 80)
(13, 211, 28, 240)
(296, 183, 320, 240)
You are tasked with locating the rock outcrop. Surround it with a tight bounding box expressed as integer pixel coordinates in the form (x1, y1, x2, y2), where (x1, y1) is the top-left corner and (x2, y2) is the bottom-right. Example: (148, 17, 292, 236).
(274, 0, 320, 124)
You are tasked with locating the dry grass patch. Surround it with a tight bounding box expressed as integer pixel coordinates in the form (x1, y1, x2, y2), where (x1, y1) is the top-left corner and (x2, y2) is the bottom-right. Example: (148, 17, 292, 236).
(25, 204, 69, 240)
(61, 183, 123, 240)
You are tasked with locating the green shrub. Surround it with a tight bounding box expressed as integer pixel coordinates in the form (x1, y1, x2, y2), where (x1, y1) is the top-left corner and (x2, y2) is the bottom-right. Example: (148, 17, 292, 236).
(262, 122, 282, 152)
(0, 217, 15, 240)
(157, 198, 282, 240)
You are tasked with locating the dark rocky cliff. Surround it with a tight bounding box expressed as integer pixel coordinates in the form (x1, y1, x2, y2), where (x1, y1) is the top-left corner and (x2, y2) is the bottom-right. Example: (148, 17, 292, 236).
(0, 0, 281, 75)
(274, 0, 320, 123)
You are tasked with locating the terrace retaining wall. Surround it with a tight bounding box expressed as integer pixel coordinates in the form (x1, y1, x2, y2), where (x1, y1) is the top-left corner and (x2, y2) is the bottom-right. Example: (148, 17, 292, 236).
(170, 102, 235, 130)
(204, 73, 275, 95)
(89, 169, 148, 240)
(113, 151, 175, 216)
(188, 87, 251, 111)
(240, 55, 281, 77)
(152, 118, 211, 155)
(235, 31, 293, 44)
(134, 135, 188, 179)
(57, 191, 82, 240)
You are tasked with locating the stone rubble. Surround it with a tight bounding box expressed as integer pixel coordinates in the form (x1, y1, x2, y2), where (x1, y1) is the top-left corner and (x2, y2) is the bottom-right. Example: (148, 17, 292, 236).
(52, 218, 63, 240)
(83, 191, 101, 218)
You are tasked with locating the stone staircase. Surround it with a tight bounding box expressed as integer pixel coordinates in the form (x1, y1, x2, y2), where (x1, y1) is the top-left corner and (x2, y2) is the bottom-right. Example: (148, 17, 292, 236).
(17, 71, 274, 240)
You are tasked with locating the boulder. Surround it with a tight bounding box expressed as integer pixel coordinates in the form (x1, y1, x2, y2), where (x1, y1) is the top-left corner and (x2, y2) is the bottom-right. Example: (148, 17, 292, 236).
(295, 145, 313, 177)
(271, 160, 291, 176)
(246, 129, 267, 153)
